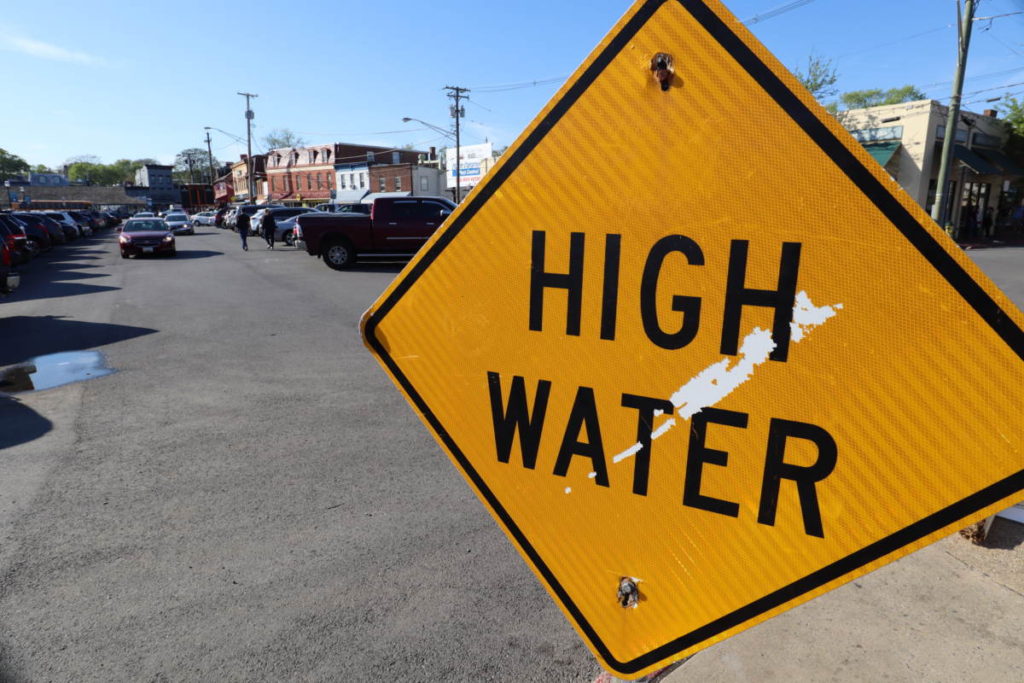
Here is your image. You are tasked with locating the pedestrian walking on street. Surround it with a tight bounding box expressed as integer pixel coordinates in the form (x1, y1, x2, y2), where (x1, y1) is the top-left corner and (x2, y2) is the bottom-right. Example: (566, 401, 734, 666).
(262, 210, 276, 250)
(237, 212, 250, 251)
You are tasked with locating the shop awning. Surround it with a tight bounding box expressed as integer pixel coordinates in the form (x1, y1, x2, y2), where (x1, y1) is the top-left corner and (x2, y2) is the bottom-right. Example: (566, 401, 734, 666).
(953, 145, 1002, 175)
(976, 148, 1024, 177)
(862, 141, 900, 167)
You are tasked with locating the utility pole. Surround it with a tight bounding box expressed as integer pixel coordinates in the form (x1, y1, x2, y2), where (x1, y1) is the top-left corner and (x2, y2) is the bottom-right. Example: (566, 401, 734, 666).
(204, 130, 215, 185)
(238, 91, 258, 201)
(931, 0, 977, 236)
(445, 85, 469, 203)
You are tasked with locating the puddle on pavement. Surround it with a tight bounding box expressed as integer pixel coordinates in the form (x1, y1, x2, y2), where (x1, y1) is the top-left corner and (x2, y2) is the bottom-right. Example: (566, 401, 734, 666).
(0, 351, 115, 393)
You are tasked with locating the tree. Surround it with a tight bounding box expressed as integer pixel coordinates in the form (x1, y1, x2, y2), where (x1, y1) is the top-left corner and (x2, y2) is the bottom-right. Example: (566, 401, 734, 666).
(999, 96, 1024, 166)
(793, 55, 839, 102)
(174, 148, 219, 183)
(32, 164, 51, 173)
(262, 128, 306, 150)
(0, 149, 31, 181)
(67, 161, 122, 186)
(66, 154, 101, 165)
(839, 85, 926, 111)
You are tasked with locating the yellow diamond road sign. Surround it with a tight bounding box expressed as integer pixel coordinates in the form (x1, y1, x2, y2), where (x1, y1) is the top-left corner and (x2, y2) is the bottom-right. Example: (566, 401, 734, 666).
(362, 0, 1024, 678)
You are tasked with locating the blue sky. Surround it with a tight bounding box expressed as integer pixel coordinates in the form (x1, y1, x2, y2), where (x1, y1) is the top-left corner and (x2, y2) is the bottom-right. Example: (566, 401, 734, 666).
(1, 0, 1022, 169)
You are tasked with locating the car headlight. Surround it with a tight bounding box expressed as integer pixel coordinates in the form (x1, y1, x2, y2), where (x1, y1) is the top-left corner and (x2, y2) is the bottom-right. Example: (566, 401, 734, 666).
(119, 235, 131, 243)
(163, 235, 174, 243)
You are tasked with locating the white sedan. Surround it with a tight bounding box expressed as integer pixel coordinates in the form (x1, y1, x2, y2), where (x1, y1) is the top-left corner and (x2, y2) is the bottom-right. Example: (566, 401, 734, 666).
(191, 211, 217, 227)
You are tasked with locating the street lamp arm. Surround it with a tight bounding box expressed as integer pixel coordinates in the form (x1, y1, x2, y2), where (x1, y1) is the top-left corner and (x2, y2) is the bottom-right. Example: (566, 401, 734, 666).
(401, 117, 455, 141)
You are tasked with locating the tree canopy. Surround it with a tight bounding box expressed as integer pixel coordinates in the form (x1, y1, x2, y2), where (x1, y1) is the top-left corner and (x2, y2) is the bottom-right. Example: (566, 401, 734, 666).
(67, 157, 164, 185)
(174, 148, 219, 182)
(793, 55, 839, 102)
(839, 85, 927, 110)
(0, 149, 31, 181)
(263, 128, 307, 150)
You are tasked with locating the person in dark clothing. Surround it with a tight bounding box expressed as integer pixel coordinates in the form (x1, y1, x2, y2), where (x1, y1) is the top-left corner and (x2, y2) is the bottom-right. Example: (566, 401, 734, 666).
(237, 212, 250, 251)
(262, 210, 276, 250)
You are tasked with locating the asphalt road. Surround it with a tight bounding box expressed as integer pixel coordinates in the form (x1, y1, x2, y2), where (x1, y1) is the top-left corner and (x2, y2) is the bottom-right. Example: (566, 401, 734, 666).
(2, 231, 1022, 682)
(0, 229, 594, 681)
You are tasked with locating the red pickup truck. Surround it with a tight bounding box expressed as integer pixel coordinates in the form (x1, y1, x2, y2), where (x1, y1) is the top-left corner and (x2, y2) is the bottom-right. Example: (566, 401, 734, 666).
(293, 196, 455, 269)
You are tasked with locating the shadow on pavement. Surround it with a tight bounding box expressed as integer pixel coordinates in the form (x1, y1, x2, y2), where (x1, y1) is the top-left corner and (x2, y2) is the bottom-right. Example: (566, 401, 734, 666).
(0, 396, 52, 450)
(42, 271, 110, 282)
(0, 316, 157, 366)
(346, 262, 407, 273)
(986, 517, 1024, 551)
(170, 250, 221, 260)
(3, 281, 119, 303)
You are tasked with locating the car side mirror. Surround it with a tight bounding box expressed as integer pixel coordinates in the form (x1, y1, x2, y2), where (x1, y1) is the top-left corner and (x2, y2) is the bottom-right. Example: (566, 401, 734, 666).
(440, 209, 451, 218)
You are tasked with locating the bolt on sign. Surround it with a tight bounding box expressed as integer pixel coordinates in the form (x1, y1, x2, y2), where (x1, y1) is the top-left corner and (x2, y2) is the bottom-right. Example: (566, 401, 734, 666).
(361, 0, 1024, 678)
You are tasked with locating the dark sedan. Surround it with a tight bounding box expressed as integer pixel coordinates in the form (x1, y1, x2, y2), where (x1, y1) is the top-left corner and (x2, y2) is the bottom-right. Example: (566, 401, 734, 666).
(118, 218, 176, 258)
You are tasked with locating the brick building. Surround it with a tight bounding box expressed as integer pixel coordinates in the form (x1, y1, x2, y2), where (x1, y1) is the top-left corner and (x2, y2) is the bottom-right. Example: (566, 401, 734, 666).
(367, 161, 444, 197)
(267, 143, 425, 206)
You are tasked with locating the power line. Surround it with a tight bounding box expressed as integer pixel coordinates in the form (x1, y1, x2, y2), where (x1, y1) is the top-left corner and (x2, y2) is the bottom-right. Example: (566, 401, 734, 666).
(469, 76, 566, 93)
(741, 0, 816, 25)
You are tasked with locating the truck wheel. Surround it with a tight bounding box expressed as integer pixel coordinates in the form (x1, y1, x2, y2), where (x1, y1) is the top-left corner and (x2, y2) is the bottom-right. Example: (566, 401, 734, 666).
(323, 240, 355, 270)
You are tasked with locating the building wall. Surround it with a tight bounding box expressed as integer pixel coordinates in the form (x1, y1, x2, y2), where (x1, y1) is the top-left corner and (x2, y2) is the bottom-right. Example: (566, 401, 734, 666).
(268, 143, 427, 205)
(840, 99, 1011, 220)
(28, 173, 69, 186)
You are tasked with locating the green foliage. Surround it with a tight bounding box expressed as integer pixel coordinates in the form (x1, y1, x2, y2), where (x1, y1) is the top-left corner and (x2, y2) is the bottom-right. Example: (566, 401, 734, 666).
(839, 85, 927, 110)
(66, 157, 163, 185)
(0, 148, 31, 181)
(262, 128, 306, 150)
(1000, 96, 1024, 136)
(793, 55, 839, 102)
(67, 161, 123, 185)
(999, 96, 1024, 164)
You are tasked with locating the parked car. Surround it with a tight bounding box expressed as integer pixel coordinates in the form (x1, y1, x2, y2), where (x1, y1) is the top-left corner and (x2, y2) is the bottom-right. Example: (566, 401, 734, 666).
(0, 235, 19, 295)
(11, 213, 59, 252)
(0, 214, 33, 265)
(118, 218, 175, 258)
(228, 204, 282, 232)
(191, 211, 216, 228)
(272, 209, 317, 245)
(163, 212, 193, 235)
(247, 205, 288, 233)
(252, 207, 310, 238)
(44, 212, 82, 240)
(314, 202, 371, 215)
(293, 196, 454, 269)
(26, 213, 69, 245)
(67, 211, 97, 234)
(134, 211, 156, 218)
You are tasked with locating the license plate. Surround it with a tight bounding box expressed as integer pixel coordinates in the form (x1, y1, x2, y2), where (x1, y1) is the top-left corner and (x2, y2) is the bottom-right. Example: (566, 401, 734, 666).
(143, 247, 154, 253)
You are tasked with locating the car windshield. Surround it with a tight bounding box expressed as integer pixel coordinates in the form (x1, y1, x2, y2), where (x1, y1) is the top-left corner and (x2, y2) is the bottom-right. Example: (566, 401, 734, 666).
(165, 214, 187, 221)
(123, 220, 166, 233)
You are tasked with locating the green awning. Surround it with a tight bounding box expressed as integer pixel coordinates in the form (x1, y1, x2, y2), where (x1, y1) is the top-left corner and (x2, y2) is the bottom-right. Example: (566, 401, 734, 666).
(862, 141, 901, 167)
(976, 148, 1024, 177)
(953, 144, 1002, 175)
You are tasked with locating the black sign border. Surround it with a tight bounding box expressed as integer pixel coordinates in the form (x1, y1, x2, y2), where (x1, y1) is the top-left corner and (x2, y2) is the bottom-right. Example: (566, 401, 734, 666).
(364, 0, 1024, 674)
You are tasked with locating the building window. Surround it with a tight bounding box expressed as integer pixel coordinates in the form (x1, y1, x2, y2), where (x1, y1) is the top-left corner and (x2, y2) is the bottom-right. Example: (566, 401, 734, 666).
(360, 173, 366, 188)
(316, 174, 322, 190)
(307, 174, 312, 190)
(339, 174, 346, 189)
(378, 176, 386, 191)
(394, 176, 402, 191)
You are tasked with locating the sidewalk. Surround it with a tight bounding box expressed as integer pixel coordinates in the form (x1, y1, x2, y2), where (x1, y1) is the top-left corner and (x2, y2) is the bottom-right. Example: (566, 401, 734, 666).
(656, 519, 1023, 682)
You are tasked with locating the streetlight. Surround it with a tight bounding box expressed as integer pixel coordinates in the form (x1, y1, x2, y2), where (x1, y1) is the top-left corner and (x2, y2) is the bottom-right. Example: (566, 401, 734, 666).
(402, 117, 456, 199)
